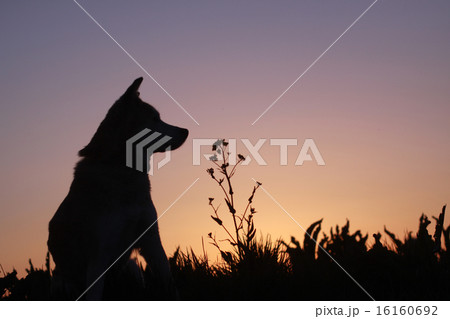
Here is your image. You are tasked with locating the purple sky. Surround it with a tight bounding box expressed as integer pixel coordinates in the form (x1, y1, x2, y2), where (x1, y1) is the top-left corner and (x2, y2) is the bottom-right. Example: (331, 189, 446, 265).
(1, 0, 450, 275)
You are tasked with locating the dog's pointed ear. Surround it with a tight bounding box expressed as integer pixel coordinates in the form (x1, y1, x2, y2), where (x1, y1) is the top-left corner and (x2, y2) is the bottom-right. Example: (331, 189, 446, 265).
(123, 77, 143, 97)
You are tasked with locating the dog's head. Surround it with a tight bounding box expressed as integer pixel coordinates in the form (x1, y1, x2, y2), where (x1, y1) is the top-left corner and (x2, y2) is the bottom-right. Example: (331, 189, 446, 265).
(79, 78, 189, 167)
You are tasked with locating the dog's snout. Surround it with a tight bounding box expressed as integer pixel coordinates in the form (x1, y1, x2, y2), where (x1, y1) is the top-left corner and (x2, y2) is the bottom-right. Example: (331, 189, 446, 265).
(178, 128, 189, 146)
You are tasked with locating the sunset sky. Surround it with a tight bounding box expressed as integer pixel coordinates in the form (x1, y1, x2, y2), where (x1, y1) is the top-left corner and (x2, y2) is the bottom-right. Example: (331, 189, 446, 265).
(1, 0, 450, 276)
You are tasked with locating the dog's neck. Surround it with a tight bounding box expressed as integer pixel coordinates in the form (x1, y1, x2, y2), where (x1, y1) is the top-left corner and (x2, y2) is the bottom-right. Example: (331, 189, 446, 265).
(74, 157, 151, 186)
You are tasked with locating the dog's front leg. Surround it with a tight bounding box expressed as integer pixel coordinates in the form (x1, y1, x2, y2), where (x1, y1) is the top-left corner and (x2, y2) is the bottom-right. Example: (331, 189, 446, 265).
(139, 204, 178, 299)
(140, 229, 178, 299)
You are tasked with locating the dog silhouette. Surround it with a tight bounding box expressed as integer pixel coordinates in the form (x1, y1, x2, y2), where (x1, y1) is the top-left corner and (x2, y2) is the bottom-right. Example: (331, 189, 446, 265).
(48, 78, 188, 300)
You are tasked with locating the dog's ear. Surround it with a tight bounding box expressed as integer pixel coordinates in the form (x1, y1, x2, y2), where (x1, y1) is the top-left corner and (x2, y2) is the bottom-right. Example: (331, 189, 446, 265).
(123, 77, 143, 98)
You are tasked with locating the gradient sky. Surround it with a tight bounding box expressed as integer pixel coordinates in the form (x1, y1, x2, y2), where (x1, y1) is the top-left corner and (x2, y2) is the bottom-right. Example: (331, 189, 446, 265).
(1, 0, 450, 275)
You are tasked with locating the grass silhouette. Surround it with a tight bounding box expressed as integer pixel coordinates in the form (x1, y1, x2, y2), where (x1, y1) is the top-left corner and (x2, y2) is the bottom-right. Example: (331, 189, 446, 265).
(1, 140, 448, 300)
(2, 210, 448, 300)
